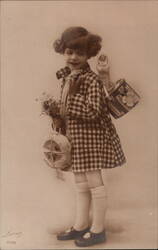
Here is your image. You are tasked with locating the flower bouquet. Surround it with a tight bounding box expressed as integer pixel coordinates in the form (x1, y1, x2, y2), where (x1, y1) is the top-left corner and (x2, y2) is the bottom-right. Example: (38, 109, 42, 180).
(36, 92, 66, 133)
(36, 92, 60, 117)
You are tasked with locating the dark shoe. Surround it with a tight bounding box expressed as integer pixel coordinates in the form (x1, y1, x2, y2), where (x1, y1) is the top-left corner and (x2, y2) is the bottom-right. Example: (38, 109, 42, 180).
(75, 230, 106, 247)
(57, 227, 89, 241)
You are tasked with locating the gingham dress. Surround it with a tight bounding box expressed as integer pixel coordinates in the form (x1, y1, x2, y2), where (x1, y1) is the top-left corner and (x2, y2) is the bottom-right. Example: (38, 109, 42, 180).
(56, 64, 126, 172)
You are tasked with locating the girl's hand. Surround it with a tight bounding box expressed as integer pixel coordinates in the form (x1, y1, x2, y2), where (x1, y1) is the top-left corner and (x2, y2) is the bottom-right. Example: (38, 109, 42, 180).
(52, 117, 63, 130)
(69, 77, 84, 96)
(51, 117, 66, 135)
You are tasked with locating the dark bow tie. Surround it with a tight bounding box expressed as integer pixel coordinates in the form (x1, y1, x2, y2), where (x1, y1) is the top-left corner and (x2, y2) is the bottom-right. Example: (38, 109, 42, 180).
(56, 63, 90, 80)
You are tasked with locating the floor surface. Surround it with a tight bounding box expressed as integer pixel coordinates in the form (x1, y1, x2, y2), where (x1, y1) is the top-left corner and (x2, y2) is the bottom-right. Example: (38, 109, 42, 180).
(1, 166, 157, 249)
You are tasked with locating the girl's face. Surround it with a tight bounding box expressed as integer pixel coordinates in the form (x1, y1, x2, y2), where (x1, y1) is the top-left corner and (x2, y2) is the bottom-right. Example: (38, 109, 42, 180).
(64, 48, 88, 71)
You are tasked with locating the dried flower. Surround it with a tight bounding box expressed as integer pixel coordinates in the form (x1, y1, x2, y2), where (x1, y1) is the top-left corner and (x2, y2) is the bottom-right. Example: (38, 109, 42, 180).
(36, 92, 61, 119)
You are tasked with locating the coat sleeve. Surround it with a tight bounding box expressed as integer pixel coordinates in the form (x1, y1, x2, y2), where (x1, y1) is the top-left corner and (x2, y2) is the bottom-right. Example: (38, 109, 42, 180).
(67, 77, 102, 121)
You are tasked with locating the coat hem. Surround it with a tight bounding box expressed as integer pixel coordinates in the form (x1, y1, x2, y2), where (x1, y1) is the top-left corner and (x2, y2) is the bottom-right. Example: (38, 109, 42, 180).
(64, 159, 127, 173)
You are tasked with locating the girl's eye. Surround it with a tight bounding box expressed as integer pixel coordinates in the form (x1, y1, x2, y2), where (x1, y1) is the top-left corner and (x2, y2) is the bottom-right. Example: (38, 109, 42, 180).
(76, 51, 86, 56)
(66, 49, 73, 55)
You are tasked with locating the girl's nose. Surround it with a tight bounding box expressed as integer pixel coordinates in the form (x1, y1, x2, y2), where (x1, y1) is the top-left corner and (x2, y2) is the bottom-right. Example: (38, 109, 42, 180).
(70, 53, 78, 60)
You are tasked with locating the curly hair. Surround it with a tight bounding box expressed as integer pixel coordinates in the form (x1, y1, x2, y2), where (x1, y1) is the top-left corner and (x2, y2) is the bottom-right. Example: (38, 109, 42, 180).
(53, 26, 102, 58)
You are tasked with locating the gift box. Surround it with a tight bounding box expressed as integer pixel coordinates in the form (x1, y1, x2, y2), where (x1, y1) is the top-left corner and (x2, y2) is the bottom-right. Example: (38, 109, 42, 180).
(105, 79, 140, 119)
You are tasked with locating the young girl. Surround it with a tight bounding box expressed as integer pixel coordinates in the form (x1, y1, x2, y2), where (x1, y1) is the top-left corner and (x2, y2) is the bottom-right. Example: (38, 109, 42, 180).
(53, 26, 126, 247)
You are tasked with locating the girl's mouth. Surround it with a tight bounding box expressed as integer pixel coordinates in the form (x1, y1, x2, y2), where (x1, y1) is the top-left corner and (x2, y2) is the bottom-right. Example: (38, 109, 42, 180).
(68, 62, 80, 67)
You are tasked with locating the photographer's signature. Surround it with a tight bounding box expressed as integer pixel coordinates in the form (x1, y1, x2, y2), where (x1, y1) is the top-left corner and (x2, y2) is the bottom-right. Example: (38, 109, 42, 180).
(1, 231, 23, 244)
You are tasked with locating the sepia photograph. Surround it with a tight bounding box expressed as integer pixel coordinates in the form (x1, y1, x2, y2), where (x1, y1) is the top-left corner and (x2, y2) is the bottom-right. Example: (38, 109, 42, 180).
(1, 0, 158, 249)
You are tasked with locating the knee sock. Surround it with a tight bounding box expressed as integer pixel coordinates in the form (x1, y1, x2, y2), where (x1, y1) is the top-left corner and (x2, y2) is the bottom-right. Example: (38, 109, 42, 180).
(90, 185, 108, 233)
(74, 181, 91, 231)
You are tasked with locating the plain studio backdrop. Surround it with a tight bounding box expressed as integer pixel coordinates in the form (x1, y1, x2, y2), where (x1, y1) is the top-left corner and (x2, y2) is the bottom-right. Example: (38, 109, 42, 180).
(1, 1, 158, 249)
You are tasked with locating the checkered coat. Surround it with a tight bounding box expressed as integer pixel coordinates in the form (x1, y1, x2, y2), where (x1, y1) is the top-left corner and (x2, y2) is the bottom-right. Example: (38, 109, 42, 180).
(56, 64, 126, 172)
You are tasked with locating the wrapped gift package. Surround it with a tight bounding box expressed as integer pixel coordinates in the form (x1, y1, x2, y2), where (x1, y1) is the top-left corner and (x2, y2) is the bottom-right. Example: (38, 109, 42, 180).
(105, 79, 140, 119)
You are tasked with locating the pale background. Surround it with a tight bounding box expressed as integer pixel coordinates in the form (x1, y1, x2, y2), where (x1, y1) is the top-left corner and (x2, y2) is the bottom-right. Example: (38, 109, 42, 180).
(1, 1, 158, 249)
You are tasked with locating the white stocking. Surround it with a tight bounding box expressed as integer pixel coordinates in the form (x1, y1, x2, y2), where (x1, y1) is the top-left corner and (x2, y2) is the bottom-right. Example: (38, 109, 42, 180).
(90, 185, 107, 233)
(74, 181, 91, 231)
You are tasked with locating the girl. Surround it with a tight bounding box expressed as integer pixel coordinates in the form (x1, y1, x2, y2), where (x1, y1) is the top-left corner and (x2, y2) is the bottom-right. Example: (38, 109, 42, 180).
(53, 26, 126, 247)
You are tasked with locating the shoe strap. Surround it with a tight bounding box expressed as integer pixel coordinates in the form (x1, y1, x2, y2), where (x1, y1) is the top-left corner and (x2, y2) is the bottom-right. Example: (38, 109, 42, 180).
(65, 227, 74, 233)
(83, 231, 91, 239)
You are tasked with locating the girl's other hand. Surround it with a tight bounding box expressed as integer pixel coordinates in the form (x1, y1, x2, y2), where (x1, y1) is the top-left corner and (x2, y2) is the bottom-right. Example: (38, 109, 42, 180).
(51, 117, 66, 135)
(52, 117, 63, 129)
